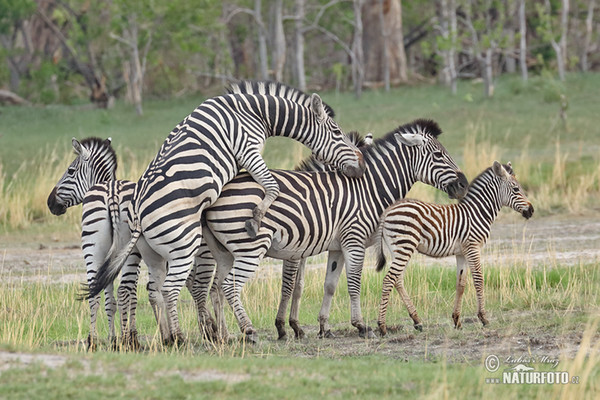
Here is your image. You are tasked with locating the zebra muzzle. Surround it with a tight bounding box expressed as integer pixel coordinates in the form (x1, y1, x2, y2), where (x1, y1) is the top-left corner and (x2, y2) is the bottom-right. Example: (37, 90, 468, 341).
(522, 204, 534, 219)
(47, 187, 67, 216)
(342, 150, 366, 178)
(446, 171, 469, 200)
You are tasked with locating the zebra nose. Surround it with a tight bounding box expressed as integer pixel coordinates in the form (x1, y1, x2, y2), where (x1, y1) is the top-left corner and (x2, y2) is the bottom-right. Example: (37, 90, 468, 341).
(522, 204, 534, 219)
(47, 187, 67, 216)
(447, 171, 469, 200)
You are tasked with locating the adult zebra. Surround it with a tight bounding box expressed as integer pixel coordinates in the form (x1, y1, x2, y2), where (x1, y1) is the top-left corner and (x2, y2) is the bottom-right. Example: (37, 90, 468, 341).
(47, 137, 131, 349)
(199, 119, 469, 340)
(374, 161, 533, 335)
(86, 81, 365, 344)
(48, 137, 219, 349)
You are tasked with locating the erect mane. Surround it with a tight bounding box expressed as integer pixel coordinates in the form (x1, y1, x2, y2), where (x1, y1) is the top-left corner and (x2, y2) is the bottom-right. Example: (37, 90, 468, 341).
(467, 163, 513, 191)
(294, 131, 365, 172)
(77, 137, 117, 169)
(362, 118, 443, 160)
(226, 80, 335, 118)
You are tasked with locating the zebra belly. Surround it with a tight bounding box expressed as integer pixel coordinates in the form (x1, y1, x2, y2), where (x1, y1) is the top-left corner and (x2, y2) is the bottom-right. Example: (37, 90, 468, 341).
(417, 237, 463, 258)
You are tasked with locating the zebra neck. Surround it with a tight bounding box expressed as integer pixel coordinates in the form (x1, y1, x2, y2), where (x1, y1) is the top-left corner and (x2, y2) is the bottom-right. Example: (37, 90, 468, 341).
(260, 97, 309, 140)
(363, 143, 414, 215)
(460, 176, 502, 227)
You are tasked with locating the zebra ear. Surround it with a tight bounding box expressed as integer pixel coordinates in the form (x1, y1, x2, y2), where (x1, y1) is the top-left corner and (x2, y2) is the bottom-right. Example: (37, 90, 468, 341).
(72, 138, 82, 155)
(492, 161, 508, 178)
(310, 93, 327, 121)
(395, 132, 426, 147)
(103, 137, 112, 147)
(365, 133, 374, 146)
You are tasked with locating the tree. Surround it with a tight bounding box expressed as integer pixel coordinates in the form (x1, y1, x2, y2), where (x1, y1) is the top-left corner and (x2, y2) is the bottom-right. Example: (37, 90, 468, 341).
(518, 0, 528, 81)
(0, 0, 36, 92)
(581, 0, 596, 72)
(538, 0, 570, 81)
(362, 0, 408, 88)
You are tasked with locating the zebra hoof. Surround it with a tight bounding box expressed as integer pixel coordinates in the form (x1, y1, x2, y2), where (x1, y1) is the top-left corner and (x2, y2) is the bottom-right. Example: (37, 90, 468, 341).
(294, 328, 305, 340)
(318, 329, 335, 339)
(414, 323, 423, 332)
(86, 335, 98, 352)
(245, 219, 259, 238)
(242, 332, 259, 345)
(359, 326, 376, 339)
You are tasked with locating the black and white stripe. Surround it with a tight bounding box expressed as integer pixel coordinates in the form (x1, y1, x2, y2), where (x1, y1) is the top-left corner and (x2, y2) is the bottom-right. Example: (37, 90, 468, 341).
(374, 161, 534, 336)
(86, 81, 365, 344)
(200, 119, 469, 339)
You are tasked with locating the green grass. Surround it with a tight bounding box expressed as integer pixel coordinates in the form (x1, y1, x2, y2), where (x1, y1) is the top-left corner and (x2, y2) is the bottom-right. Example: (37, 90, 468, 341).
(0, 261, 599, 398)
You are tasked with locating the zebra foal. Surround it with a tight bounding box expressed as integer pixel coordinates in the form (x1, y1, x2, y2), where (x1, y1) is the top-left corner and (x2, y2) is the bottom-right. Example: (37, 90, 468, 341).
(375, 161, 534, 336)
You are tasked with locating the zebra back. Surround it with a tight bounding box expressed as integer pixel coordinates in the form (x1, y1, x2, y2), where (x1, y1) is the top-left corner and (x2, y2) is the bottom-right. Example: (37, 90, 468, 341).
(227, 80, 336, 118)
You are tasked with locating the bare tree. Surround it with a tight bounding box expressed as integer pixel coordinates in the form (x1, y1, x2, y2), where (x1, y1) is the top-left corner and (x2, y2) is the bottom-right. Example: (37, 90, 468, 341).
(519, 0, 528, 81)
(542, 0, 569, 81)
(436, 0, 458, 94)
(352, 0, 365, 98)
(363, 0, 407, 88)
(581, 0, 596, 72)
(110, 13, 152, 116)
(271, 0, 286, 81)
(294, 0, 306, 91)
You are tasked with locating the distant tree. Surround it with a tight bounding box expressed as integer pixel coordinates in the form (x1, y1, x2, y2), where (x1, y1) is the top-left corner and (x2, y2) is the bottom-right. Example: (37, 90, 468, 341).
(537, 0, 570, 81)
(518, 0, 528, 81)
(581, 0, 595, 72)
(0, 0, 36, 92)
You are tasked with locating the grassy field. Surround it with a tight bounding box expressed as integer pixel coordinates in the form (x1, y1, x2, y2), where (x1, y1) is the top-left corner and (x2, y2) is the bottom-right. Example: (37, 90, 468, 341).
(1, 73, 599, 398)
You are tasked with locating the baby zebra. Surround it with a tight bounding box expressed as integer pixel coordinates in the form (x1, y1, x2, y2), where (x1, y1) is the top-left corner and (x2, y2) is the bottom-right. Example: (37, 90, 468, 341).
(375, 161, 533, 336)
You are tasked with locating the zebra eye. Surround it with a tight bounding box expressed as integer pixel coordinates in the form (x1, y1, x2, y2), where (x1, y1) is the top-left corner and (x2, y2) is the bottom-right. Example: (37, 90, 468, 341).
(512, 186, 520, 193)
(67, 167, 76, 174)
(433, 151, 443, 158)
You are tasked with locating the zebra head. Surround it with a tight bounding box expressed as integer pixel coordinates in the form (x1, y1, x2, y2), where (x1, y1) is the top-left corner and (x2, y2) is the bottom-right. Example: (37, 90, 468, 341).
(492, 161, 534, 219)
(395, 119, 468, 200)
(47, 137, 117, 216)
(294, 131, 371, 173)
(302, 94, 365, 178)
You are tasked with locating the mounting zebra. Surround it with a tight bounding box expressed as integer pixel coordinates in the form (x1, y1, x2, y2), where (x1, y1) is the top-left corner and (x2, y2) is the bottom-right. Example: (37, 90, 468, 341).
(47, 138, 130, 349)
(198, 119, 469, 340)
(86, 81, 365, 344)
(374, 161, 534, 336)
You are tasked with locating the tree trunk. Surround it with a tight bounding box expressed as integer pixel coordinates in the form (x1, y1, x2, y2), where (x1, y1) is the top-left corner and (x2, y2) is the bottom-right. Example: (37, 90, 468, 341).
(581, 0, 595, 72)
(352, 0, 364, 98)
(448, 0, 457, 94)
(378, 0, 390, 91)
(483, 48, 494, 97)
(294, 0, 306, 91)
(255, 0, 269, 80)
(362, 0, 407, 86)
(271, 0, 286, 81)
(519, 0, 528, 81)
(559, 0, 569, 74)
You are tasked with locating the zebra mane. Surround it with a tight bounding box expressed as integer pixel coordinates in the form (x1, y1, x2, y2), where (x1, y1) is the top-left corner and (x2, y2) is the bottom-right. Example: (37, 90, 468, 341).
(226, 80, 335, 118)
(466, 163, 514, 192)
(294, 131, 365, 172)
(77, 137, 117, 169)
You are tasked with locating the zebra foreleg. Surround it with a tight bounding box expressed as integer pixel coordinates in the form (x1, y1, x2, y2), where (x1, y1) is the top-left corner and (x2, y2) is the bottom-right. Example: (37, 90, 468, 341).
(288, 259, 307, 339)
(276, 260, 301, 340)
(238, 152, 280, 238)
(188, 255, 218, 342)
(317, 251, 345, 339)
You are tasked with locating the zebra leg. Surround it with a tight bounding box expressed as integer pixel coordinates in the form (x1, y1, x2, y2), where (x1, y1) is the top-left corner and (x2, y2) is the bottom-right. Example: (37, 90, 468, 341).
(452, 254, 469, 329)
(160, 259, 194, 345)
(237, 151, 280, 238)
(318, 251, 345, 339)
(188, 249, 218, 342)
(87, 293, 101, 351)
(289, 259, 307, 339)
(104, 282, 118, 349)
(137, 238, 171, 343)
(465, 250, 489, 327)
(276, 260, 301, 340)
(377, 268, 398, 337)
(344, 246, 375, 339)
(222, 257, 261, 342)
(117, 250, 141, 351)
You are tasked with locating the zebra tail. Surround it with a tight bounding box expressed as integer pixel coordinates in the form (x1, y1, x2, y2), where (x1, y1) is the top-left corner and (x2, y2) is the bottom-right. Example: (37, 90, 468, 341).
(374, 222, 387, 272)
(81, 218, 141, 301)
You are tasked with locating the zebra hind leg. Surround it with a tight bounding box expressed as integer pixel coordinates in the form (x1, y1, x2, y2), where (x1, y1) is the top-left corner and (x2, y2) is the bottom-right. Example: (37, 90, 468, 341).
(289, 260, 307, 340)
(276, 260, 301, 340)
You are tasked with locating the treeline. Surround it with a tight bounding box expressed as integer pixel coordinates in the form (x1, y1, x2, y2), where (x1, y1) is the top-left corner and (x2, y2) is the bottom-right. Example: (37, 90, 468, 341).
(0, 0, 597, 113)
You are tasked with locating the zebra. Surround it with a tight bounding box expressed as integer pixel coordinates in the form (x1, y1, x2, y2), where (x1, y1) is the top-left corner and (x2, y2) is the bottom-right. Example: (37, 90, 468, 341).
(199, 119, 469, 340)
(86, 81, 365, 344)
(48, 137, 220, 349)
(374, 161, 534, 336)
(47, 137, 129, 349)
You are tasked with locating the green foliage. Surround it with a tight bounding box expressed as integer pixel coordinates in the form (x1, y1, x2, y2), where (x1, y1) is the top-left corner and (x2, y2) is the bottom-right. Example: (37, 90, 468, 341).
(0, 0, 35, 34)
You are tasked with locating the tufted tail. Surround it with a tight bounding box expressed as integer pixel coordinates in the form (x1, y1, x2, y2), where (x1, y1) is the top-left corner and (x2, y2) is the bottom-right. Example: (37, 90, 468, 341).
(373, 222, 387, 272)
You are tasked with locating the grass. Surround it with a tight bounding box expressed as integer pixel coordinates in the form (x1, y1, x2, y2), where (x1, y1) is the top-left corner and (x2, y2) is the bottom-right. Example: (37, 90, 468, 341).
(0, 258, 599, 398)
